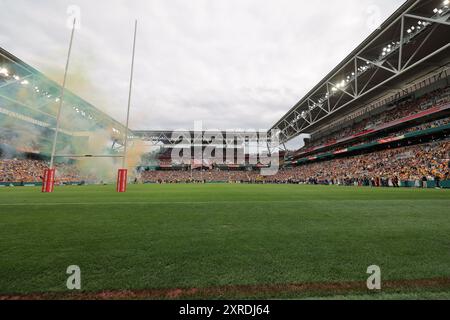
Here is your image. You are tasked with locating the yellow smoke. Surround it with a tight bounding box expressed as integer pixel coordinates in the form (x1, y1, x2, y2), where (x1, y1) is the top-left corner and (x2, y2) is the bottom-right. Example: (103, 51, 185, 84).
(1, 59, 147, 183)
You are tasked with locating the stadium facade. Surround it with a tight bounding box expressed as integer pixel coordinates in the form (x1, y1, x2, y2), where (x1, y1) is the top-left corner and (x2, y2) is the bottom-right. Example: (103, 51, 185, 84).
(271, 0, 450, 144)
(0, 46, 128, 157)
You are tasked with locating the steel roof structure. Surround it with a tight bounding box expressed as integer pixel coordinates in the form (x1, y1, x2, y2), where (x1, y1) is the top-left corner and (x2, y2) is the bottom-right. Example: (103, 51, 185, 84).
(2, 0, 449, 149)
(134, 130, 272, 147)
(0, 46, 127, 136)
(270, 0, 450, 144)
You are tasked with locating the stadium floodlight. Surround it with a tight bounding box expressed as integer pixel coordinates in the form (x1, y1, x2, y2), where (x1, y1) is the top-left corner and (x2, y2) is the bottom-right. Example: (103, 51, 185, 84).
(0, 68, 9, 76)
(20, 80, 29, 85)
(433, 8, 438, 13)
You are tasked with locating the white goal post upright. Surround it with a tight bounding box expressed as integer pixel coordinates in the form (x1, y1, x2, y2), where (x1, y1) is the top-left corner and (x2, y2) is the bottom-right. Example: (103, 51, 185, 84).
(117, 19, 138, 193)
(42, 19, 138, 193)
(42, 18, 76, 193)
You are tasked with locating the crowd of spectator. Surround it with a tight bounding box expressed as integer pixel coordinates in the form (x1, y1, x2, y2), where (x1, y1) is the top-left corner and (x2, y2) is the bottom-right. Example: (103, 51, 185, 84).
(304, 86, 450, 150)
(304, 116, 450, 157)
(137, 139, 450, 187)
(2, 94, 450, 189)
(139, 168, 260, 183)
(0, 159, 94, 184)
(401, 116, 450, 134)
(273, 139, 450, 187)
(1, 138, 449, 188)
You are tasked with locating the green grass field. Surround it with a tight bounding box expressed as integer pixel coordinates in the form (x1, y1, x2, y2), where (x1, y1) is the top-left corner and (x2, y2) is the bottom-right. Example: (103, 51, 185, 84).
(0, 184, 449, 299)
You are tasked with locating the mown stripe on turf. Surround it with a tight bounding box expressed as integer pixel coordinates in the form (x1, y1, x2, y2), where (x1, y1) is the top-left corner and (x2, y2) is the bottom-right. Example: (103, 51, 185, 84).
(1, 199, 450, 206)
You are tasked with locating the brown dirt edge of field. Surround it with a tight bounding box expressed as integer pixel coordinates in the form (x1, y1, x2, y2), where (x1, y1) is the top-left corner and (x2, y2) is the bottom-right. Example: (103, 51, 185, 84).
(1, 278, 449, 300)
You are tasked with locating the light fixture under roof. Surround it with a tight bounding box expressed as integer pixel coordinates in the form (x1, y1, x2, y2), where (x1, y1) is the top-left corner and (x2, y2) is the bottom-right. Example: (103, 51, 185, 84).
(0, 68, 9, 76)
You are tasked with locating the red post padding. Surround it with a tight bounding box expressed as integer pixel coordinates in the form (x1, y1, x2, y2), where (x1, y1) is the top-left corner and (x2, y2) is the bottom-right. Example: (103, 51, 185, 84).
(116, 169, 128, 193)
(42, 168, 56, 193)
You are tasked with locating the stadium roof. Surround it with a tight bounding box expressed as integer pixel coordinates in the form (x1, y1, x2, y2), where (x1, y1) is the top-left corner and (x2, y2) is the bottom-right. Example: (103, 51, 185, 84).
(270, 0, 450, 144)
(134, 130, 272, 146)
(0, 46, 127, 135)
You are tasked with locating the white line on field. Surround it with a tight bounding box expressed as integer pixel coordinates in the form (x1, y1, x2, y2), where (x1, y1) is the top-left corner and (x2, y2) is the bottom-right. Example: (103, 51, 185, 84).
(0, 200, 306, 206)
(0, 199, 447, 206)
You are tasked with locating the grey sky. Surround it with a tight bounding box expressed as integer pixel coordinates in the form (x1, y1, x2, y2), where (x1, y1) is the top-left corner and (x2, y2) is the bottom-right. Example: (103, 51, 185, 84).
(0, 0, 405, 130)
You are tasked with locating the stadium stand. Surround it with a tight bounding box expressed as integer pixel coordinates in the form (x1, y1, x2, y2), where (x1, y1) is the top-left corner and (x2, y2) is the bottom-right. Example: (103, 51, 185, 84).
(136, 81, 450, 188)
(2, 82, 450, 188)
(139, 168, 260, 184)
(137, 137, 450, 188)
(274, 139, 450, 187)
(0, 159, 95, 184)
(298, 85, 450, 156)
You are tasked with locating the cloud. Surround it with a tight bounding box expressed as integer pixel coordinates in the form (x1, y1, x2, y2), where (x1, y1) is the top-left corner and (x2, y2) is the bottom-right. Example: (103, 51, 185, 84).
(0, 0, 404, 130)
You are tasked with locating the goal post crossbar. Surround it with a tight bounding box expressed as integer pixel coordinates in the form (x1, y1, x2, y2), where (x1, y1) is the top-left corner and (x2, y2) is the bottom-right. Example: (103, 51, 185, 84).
(53, 155, 124, 158)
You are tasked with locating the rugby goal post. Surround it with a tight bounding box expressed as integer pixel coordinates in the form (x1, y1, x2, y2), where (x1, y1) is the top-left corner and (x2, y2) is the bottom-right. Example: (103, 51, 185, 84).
(43, 19, 138, 193)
